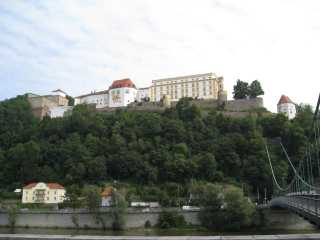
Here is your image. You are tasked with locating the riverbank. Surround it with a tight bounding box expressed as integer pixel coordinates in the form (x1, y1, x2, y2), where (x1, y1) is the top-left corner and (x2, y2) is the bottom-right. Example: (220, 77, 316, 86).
(2, 233, 320, 240)
(0, 208, 317, 235)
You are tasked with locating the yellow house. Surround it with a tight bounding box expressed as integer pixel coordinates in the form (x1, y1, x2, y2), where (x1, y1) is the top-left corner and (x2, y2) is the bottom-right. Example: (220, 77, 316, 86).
(22, 182, 66, 204)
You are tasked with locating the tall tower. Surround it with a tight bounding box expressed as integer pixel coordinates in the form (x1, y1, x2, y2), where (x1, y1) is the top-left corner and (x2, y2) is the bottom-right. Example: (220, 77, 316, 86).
(277, 95, 296, 119)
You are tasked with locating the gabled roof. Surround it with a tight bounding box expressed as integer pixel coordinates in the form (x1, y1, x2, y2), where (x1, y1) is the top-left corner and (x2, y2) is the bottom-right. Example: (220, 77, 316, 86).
(109, 79, 136, 90)
(278, 95, 294, 105)
(52, 89, 68, 95)
(23, 183, 37, 189)
(101, 186, 113, 198)
(23, 182, 64, 190)
(47, 183, 65, 189)
(75, 90, 109, 99)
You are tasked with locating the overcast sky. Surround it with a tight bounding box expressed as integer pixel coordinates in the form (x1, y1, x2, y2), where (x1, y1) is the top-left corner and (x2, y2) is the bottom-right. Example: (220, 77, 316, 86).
(0, 0, 319, 112)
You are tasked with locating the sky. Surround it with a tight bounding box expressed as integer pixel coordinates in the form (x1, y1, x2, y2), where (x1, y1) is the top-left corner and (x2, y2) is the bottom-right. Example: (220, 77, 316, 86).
(0, 0, 320, 112)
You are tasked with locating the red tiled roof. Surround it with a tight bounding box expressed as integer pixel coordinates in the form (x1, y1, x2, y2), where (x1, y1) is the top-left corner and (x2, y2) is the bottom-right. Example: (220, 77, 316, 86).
(109, 79, 136, 90)
(23, 183, 64, 190)
(278, 95, 294, 105)
(23, 183, 37, 189)
(47, 183, 65, 189)
(101, 186, 113, 198)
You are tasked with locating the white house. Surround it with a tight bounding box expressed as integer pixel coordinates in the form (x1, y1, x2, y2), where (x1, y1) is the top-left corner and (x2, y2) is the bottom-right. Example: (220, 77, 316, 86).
(22, 182, 66, 204)
(277, 95, 296, 120)
(75, 90, 109, 109)
(101, 187, 113, 207)
(108, 79, 137, 108)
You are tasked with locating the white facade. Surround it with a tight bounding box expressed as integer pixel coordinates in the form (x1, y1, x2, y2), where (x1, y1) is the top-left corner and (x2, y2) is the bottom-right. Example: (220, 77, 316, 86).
(75, 91, 109, 109)
(278, 103, 296, 119)
(22, 182, 66, 204)
(136, 88, 150, 102)
(101, 196, 112, 207)
(109, 87, 137, 108)
(49, 106, 73, 118)
(277, 95, 296, 120)
(150, 72, 224, 102)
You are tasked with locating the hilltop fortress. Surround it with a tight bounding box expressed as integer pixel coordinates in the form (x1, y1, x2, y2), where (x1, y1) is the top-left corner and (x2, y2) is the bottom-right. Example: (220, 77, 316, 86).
(27, 72, 264, 118)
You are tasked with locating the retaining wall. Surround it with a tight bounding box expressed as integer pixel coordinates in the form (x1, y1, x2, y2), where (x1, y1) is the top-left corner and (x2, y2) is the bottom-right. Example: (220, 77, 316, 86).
(0, 209, 200, 229)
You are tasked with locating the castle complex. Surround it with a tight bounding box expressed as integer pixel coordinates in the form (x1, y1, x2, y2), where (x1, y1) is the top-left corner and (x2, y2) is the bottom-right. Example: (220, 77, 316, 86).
(74, 72, 225, 109)
(27, 72, 226, 118)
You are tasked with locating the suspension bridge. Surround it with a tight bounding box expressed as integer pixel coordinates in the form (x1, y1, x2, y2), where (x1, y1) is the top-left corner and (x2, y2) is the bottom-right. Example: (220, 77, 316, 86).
(266, 93, 320, 226)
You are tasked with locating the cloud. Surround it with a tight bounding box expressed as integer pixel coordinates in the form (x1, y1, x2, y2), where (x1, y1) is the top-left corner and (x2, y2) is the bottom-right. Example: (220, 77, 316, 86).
(0, 0, 319, 111)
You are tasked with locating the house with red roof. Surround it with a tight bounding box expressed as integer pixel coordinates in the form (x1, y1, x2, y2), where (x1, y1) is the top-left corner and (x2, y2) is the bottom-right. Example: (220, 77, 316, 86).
(74, 78, 139, 109)
(101, 186, 114, 207)
(108, 78, 137, 108)
(22, 182, 66, 204)
(277, 95, 296, 119)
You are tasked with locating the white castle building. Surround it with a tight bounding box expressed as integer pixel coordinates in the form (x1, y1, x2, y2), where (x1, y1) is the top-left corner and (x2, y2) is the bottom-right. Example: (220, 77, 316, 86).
(277, 95, 296, 119)
(150, 72, 224, 102)
(75, 79, 138, 108)
(74, 72, 225, 109)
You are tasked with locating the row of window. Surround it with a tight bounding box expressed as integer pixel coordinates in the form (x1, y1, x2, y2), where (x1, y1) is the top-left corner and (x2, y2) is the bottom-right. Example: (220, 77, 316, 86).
(154, 76, 215, 86)
(25, 196, 60, 201)
(25, 191, 59, 195)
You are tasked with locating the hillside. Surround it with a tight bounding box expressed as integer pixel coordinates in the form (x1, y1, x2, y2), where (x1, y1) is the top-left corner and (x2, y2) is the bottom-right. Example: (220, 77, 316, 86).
(0, 95, 313, 199)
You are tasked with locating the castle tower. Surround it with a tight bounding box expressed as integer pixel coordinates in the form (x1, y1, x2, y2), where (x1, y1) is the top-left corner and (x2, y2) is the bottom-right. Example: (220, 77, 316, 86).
(277, 95, 296, 119)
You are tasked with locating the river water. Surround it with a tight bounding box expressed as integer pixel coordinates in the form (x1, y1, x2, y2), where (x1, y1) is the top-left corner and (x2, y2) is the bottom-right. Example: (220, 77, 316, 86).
(0, 209, 319, 236)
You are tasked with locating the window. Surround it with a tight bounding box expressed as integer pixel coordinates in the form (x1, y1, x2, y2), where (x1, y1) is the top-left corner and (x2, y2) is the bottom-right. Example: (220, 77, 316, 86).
(125, 89, 129, 94)
(47, 197, 49, 200)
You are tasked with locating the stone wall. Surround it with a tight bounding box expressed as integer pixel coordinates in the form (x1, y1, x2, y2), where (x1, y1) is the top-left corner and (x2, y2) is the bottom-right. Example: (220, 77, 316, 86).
(123, 98, 264, 113)
(225, 98, 264, 112)
(0, 208, 200, 229)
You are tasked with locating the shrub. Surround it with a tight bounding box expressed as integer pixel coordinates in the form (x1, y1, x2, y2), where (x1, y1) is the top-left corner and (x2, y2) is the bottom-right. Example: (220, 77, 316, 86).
(158, 211, 186, 229)
(71, 214, 80, 229)
(7, 207, 18, 229)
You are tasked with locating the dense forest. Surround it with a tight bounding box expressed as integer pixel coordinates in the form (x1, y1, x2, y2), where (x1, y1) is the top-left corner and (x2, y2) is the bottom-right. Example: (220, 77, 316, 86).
(0, 95, 314, 201)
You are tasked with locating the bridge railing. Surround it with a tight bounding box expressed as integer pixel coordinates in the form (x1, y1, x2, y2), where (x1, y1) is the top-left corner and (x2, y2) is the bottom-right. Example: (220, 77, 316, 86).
(285, 194, 320, 217)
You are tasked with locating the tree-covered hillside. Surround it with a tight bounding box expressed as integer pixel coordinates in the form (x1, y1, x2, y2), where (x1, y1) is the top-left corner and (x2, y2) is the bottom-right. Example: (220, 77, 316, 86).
(0, 95, 313, 198)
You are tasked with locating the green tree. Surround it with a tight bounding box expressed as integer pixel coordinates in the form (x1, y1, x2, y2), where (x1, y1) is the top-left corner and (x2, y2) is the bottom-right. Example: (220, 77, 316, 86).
(66, 95, 75, 106)
(64, 185, 82, 209)
(83, 185, 101, 212)
(223, 186, 255, 231)
(233, 80, 249, 99)
(248, 80, 264, 98)
(111, 189, 127, 230)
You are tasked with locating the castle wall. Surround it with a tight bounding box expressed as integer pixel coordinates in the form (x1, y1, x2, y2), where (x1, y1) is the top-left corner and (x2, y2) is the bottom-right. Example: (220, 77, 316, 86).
(0, 208, 200, 229)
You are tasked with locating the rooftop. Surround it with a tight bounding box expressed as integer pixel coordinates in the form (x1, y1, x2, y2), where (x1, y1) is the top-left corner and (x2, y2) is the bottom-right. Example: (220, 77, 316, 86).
(278, 95, 294, 105)
(75, 90, 109, 99)
(101, 186, 113, 198)
(23, 182, 65, 189)
(109, 78, 136, 89)
(152, 72, 222, 82)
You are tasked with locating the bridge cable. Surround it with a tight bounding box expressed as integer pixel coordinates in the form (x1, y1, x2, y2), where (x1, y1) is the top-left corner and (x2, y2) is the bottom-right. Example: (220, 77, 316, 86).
(280, 141, 320, 191)
(265, 142, 302, 192)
